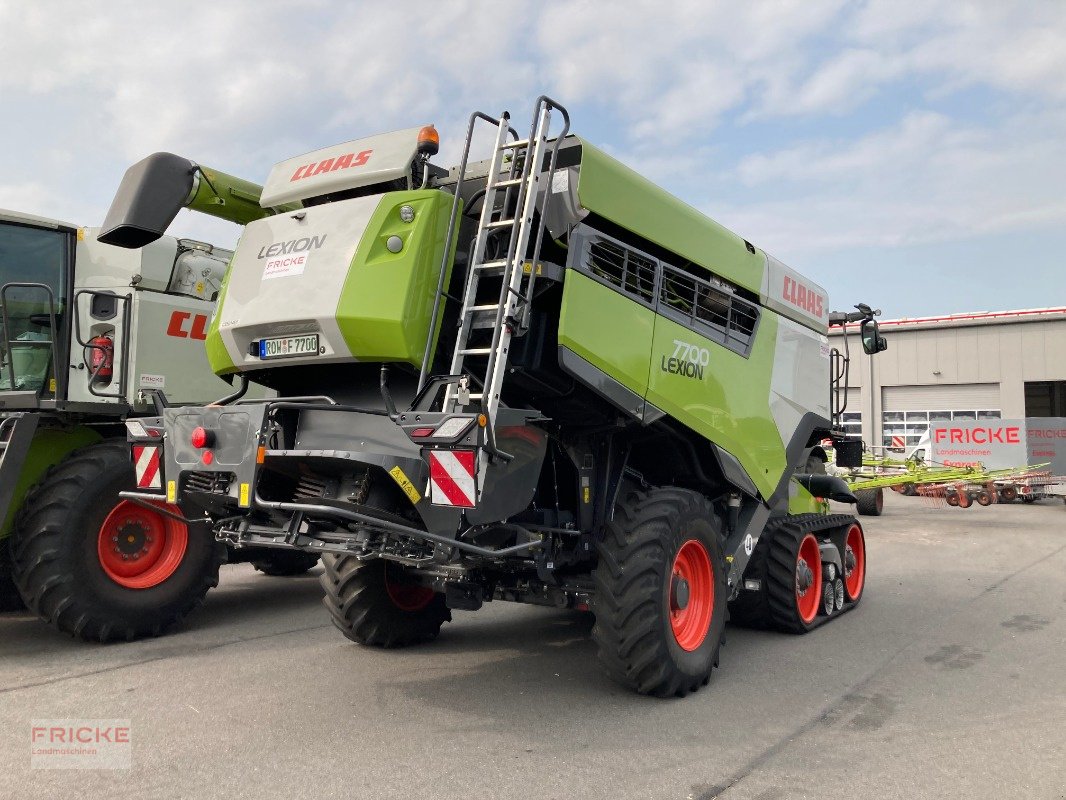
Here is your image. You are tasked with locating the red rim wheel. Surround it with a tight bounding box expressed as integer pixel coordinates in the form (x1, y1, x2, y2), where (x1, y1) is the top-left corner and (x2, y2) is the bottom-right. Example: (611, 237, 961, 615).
(96, 501, 188, 589)
(795, 534, 823, 624)
(669, 539, 714, 651)
(385, 568, 436, 612)
(843, 523, 865, 601)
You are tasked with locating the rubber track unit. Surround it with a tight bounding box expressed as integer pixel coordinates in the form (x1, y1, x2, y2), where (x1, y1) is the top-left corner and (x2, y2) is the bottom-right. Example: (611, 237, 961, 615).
(592, 487, 727, 698)
(729, 513, 860, 634)
(252, 551, 320, 576)
(855, 487, 884, 516)
(319, 554, 451, 647)
(11, 441, 225, 642)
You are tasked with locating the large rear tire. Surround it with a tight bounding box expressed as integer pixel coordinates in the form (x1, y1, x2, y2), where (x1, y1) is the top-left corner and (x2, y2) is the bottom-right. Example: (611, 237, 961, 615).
(252, 551, 320, 577)
(592, 487, 727, 697)
(855, 487, 883, 516)
(319, 555, 450, 647)
(0, 539, 25, 611)
(11, 441, 224, 641)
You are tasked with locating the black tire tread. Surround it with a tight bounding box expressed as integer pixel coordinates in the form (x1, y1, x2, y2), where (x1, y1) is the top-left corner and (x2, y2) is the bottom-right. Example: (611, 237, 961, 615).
(592, 487, 726, 698)
(10, 441, 224, 642)
(855, 487, 883, 516)
(319, 554, 450, 648)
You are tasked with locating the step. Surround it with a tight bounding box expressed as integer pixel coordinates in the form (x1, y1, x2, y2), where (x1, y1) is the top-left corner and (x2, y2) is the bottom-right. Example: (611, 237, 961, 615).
(485, 219, 516, 229)
(458, 347, 493, 356)
(500, 139, 529, 150)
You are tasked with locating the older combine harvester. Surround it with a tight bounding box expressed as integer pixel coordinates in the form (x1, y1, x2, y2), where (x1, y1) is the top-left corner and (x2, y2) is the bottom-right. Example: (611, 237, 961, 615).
(0, 205, 312, 639)
(101, 97, 886, 695)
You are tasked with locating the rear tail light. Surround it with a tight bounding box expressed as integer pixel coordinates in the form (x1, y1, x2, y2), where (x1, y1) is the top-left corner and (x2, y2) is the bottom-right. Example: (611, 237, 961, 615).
(190, 426, 214, 448)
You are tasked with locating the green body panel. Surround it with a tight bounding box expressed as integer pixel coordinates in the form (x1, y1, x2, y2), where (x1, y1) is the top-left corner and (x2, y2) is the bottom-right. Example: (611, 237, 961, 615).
(187, 166, 297, 226)
(336, 190, 457, 365)
(0, 426, 103, 538)
(558, 273, 787, 499)
(788, 482, 825, 515)
(646, 310, 784, 499)
(205, 261, 237, 374)
(557, 271, 656, 398)
(575, 139, 767, 296)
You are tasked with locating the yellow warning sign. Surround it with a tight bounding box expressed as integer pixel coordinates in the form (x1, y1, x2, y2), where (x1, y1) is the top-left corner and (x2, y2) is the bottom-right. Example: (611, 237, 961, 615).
(48, 377, 56, 393)
(239, 482, 251, 507)
(166, 480, 177, 503)
(389, 465, 422, 504)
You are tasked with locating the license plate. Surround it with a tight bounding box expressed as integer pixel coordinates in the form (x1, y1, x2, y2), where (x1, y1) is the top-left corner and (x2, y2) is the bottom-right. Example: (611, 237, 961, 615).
(259, 334, 319, 359)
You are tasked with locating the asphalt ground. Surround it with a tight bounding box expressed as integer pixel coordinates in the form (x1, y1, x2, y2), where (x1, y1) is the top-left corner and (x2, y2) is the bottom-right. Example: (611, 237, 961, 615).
(2, 490, 1065, 800)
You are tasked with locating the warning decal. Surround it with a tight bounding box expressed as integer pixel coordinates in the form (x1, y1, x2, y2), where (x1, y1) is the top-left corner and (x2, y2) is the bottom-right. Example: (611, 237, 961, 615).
(428, 450, 477, 508)
(388, 465, 422, 505)
(133, 445, 162, 489)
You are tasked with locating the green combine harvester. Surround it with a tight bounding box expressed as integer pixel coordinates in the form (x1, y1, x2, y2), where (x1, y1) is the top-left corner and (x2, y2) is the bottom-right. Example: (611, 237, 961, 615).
(99, 97, 886, 696)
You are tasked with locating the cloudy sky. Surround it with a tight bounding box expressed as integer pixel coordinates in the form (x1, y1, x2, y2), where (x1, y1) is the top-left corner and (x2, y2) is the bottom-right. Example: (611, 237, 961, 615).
(1, 0, 1063, 318)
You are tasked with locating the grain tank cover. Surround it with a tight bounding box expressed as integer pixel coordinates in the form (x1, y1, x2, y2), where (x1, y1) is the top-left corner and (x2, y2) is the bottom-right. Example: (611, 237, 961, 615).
(259, 127, 428, 208)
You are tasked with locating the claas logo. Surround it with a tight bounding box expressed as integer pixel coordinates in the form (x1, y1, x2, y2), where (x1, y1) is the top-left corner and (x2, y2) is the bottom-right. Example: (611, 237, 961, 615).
(781, 276, 824, 318)
(290, 150, 373, 182)
(166, 311, 208, 341)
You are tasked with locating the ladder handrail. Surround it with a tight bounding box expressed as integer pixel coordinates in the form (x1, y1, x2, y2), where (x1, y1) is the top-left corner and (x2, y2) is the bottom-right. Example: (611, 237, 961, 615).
(418, 111, 518, 393)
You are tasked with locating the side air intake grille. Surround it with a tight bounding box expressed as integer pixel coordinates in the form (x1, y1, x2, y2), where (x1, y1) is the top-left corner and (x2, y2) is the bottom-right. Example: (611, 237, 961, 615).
(586, 238, 656, 304)
(572, 227, 760, 357)
(659, 265, 759, 352)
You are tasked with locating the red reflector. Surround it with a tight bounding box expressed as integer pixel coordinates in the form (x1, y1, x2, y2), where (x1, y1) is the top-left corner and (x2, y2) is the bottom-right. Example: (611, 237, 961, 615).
(202, 450, 214, 465)
(410, 427, 436, 438)
(191, 426, 214, 448)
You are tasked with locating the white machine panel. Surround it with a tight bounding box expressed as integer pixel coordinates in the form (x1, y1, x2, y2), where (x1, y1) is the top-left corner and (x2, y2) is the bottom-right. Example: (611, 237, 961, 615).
(760, 253, 829, 333)
(260, 127, 426, 208)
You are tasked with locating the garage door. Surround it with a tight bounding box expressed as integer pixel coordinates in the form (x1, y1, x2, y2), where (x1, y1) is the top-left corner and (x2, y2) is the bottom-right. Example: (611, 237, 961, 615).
(881, 384, 1001, 449)
(882, 383, 1001, 411)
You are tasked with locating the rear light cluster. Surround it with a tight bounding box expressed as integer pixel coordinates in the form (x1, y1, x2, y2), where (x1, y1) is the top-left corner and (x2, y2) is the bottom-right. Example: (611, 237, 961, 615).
(191, 426, 216, 465)
(407, 416, 480, 442)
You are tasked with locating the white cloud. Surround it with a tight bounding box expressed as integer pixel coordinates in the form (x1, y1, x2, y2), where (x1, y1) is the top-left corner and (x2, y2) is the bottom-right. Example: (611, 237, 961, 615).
(0, 0, 1064, 319)
(714, 108, 1066, 253)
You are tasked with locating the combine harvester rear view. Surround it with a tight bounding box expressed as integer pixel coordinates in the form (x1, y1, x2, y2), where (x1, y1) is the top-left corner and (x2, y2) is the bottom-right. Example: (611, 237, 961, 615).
(100, 97, 886, 695)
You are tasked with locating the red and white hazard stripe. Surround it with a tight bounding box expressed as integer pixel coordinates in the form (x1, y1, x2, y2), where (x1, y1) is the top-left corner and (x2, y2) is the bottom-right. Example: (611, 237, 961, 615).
(133, 445, 162, 489)
(891, 436, 905, 449)
(428, 450, 476, 508)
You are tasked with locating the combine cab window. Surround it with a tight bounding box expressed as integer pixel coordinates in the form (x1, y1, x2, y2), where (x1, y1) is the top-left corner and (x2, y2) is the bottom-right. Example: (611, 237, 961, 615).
(0, 222, 68, 393)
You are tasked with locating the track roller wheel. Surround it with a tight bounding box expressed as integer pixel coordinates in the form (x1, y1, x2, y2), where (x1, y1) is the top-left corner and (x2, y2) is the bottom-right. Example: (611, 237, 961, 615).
(842, 523, 866, 602)
(592, 487, 726, 697)
(320, 555, 450, 647)
(11, 441, 223, 641)
(855, 487, 884, 516)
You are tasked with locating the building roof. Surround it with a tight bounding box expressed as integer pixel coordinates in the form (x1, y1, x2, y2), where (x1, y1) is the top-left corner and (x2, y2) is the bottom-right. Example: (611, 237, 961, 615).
(830, 306, 1066, 334)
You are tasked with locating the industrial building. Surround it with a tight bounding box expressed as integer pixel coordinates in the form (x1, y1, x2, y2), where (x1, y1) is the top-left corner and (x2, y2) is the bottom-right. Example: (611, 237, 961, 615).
(829, 307, 1066, 449)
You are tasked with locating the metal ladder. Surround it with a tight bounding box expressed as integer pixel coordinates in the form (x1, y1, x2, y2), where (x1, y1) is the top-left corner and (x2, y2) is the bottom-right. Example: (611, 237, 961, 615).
(441, 96, 569, 421)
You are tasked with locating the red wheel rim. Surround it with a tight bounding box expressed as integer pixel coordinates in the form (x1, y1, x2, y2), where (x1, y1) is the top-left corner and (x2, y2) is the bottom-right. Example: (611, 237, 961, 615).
(385, 569, 435, 612)
(669, 539, 714, 652)
(843, 523, 865, 601)
(795, 534, 822, 624)
(96, 501, 188, 589)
